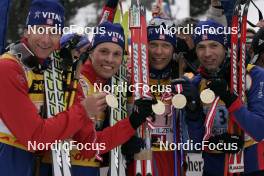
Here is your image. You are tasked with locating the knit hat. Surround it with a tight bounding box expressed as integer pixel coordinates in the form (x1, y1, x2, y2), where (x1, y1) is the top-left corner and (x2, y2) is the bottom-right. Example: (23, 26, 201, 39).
(193, 20, 227, 48)
(91, 21, 125, 50)
(26, 0, 64, 28)
(147, 17, 177, 47)
(250, 28, 264, 64)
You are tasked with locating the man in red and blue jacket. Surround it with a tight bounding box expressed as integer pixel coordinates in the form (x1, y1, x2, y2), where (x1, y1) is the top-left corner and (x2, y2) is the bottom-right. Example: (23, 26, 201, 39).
(181, 20, 264, 176)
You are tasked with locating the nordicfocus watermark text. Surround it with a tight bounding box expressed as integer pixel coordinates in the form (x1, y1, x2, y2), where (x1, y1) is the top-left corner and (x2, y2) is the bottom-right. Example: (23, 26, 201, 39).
(160, 140, 238, 151)
(27, 24, 238, 36)
(94, 82, 172, 94)
(154, 24, 238, 36)
(27, 24, 106, 35)
(28, 140, 106, 151)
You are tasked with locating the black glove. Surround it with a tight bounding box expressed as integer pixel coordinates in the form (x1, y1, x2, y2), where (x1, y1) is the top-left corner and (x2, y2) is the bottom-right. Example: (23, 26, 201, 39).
(129, 98, 156, 129)
(175, 37, 189, 53)
(208, 133, 244, 153)
(121, 136, 145, 162)
(207, 78, 238, 108)
(175, 38, 199, 73)
(172, 78, 204, 121)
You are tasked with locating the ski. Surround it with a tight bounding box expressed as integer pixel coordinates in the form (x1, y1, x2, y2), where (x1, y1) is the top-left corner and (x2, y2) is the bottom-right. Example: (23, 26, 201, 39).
(110, 2, 129, 176)
(225, 0, 250, 175)
(44, 35, 84, 176)
(129, 1, 153, 176)
(44, 51, 72, 176)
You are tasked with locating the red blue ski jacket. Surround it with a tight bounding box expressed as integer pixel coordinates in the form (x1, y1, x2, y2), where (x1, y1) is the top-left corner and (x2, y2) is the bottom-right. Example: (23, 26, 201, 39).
(187, 64, 264, 175)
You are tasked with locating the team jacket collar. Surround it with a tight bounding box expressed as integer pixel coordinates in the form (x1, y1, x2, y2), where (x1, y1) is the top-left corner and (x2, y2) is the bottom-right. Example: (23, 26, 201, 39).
(81, 60, 108, 85)
(149, 63, 171, 79)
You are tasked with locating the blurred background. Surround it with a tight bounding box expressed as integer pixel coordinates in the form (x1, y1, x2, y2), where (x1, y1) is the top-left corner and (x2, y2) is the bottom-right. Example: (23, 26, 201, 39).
(5, 0, 264, 46)
(6, 0, 207, 43)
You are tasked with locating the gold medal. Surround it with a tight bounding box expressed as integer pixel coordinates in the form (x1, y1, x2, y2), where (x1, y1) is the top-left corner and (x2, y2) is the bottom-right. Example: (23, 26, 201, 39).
(200, 89, 215, 104)
(152, 100, 165, 115)
(172, 94, 187, 109)
(106, 94, 118, 108)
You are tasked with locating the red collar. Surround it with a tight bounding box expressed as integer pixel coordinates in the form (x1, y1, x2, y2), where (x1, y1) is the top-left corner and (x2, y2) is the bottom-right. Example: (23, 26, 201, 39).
(197, 66, 209, 78)
(81, 60, 108, 86)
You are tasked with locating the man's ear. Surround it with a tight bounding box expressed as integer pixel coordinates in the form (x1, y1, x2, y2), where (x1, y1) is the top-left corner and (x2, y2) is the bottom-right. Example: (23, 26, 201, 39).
(89, 50, 94, 62)
(23, 29, 29, 38)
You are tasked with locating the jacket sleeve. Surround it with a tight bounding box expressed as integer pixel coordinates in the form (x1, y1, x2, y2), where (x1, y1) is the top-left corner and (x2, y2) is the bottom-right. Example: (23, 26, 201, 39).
(228, 67, 264, 142)
(0, 59, 89, 149)
(73, 117, 135, 159)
